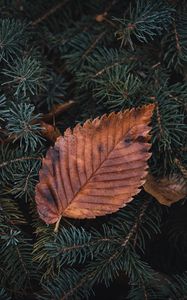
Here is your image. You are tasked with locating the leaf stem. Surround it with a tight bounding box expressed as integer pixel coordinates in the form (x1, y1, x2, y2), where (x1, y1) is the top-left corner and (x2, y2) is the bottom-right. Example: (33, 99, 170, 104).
(54, 216, 62, 233)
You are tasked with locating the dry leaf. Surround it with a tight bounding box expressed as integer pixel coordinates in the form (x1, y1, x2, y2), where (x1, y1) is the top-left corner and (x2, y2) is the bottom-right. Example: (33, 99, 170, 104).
(35, 104, 154, 226)
(40, 121, 61, 143)
(144, 173, 187, 206)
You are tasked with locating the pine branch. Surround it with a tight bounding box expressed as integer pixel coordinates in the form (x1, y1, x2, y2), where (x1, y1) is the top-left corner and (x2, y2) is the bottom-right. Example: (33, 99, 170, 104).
(60, 270, 96, 300)
(122, 200, 149, 247)
(0, 156, 41, 169)
(81, 30, 107, 60)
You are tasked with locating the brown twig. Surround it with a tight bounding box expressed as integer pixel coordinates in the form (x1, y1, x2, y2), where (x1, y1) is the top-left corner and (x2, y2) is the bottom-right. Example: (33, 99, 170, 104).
(151, 62, 161, 69)
(173, 21, 181, 53)
(175, 158, 187, 180)
(32, 0, 70, 26)
(154, 100, 163, 139)
(41, 100, 75, 123)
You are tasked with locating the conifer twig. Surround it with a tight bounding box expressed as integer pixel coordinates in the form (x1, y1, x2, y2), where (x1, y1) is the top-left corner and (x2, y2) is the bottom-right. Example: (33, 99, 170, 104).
(154, 100, 163, 139)
(61, 202, 149, 299)
(82, 31, 107, 60)
(0, 157, 42, 169)
(55, 237, 118, 254)
(122, 200, 149, 247)
(15, 246, 29, 277)
(175, 158, 187, 179)
(23, 164, 35, 192)
(61, 269, 99, 300)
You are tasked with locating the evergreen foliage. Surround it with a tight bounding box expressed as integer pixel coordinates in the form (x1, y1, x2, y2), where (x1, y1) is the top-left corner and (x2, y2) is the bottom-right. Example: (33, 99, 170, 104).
(0, 0, 187, 299)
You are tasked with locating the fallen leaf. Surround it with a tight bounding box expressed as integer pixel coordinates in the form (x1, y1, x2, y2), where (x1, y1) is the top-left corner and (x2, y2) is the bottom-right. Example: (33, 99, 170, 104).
(40, 121, 61, 143)
(143, 173, 187, 206)
(35, 104, 154, 226)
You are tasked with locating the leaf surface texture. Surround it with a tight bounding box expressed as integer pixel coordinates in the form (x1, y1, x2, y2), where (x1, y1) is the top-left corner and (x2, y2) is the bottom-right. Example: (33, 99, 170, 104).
(35, 104, 154, 223)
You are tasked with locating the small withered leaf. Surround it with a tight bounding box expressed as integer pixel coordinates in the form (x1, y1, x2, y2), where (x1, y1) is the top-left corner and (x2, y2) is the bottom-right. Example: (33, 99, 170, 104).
(40, 121, 61, 143)
(144, 173, 187, 206)
(35, 104, 155, 226)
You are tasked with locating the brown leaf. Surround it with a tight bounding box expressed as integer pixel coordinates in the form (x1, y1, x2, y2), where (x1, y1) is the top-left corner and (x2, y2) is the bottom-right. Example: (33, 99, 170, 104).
(40, 121, 61, 143)
(35, 104, 155, 225)
(143, 174, 187, 206)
